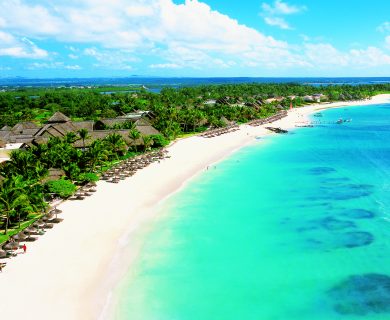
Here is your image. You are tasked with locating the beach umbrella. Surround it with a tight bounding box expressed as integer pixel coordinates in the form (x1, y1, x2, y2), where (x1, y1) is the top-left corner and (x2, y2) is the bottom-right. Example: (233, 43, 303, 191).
(4, 241, 18, 251)
(52, 207, 62, 214)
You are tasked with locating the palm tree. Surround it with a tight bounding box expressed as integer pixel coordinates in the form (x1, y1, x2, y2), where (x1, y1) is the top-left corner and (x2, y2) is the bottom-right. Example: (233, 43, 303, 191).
(64, 132, 78, 144)
(78, 128, 90, 150)
(142, 135, 154, 151)
(85, 140, 109, 172)
(104, 133, 127, 158)
(128, 129, 141, 151)
(6, 150, 47, 181)
(0, 177, 30, 234)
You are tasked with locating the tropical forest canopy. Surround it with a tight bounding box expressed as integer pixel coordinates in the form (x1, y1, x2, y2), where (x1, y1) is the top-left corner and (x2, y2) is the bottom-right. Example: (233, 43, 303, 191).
(0, 82, 389, 242)
(1, 83, 389, 137)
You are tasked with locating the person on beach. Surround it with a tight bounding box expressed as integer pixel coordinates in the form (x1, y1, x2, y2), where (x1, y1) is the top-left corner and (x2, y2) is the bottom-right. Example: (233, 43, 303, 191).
(22, 244, 26, 254)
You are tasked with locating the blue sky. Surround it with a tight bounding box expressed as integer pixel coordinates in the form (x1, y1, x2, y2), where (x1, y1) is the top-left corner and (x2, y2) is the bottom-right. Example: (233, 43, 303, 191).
(0, 0, 389, 78)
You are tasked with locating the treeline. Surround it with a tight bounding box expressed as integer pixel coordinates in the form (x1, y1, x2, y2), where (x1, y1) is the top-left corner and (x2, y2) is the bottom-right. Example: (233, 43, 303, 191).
(0, 131, 168, 236)
(1, 83, 389, 131)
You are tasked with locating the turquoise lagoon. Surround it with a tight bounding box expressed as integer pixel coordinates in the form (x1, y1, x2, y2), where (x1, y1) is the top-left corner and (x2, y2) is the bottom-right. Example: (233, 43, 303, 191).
(116, 103, 390, 320)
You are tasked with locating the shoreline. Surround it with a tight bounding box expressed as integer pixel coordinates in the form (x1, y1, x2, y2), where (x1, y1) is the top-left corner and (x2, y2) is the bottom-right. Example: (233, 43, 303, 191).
(0, 94, 389, 320)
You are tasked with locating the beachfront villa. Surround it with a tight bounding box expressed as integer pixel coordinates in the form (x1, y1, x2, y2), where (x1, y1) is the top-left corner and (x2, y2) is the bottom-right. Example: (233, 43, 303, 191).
(303, 94, 327, 103)
(0, 111, 160, 160)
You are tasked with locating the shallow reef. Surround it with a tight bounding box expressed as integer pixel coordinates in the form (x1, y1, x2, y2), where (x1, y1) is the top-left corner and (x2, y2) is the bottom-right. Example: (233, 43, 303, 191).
(336, 231, 374, 248)
(340, 209, 376, 219)
(309, 167, 337, 175)
(329, 273, 390, 315)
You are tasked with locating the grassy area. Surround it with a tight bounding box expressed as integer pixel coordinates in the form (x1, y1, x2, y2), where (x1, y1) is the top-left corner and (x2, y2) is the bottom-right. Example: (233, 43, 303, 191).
(177, 132, 200, 139)
(373, 90, 390, 95)
(0, 213, 43, 245)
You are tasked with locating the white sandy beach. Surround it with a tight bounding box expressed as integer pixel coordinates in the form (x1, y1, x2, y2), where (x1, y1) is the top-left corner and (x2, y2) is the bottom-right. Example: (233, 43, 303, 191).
(0, 94, 389, 320)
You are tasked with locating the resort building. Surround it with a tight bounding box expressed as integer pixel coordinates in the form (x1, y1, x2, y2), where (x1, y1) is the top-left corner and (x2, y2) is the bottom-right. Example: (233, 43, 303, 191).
(0, 111, 160, 160)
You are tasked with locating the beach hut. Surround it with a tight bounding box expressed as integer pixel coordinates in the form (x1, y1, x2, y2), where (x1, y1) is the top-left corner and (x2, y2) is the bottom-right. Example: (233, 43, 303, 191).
(42, 168, 66, 183)
(47, 112, 71, 124)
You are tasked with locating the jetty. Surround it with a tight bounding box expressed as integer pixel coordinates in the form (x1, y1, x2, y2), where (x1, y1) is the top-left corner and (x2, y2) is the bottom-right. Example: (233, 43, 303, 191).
(265, 127, 288, 134)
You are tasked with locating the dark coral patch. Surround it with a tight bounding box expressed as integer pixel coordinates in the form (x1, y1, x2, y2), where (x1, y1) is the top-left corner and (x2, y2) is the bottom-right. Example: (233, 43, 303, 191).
(309, 167, 336, 175)
(337, 231, 374, 248)
(341, 209, 375, 219)
(320, 217, 356, 231)
(325, 184, 374, 200)
(329, 273, 390, 315)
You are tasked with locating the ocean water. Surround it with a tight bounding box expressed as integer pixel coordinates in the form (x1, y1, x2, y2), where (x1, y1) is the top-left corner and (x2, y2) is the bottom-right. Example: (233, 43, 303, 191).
(115, 103, 390, 320)
(1, 76, 390, 89)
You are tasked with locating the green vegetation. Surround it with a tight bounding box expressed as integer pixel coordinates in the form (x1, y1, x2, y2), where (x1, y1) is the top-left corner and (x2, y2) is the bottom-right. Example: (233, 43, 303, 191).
(77, 172, 99, 183)
(1, 81, 389, 243)
(0, 129, 165, 242)
(1, 83, 389, 130)
(45, 179, 77, 198)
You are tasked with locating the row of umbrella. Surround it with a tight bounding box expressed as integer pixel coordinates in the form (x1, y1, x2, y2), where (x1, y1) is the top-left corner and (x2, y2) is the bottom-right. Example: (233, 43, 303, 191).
(201, 124, 240, 138)
(0, 207, 63, 261)
(70, 182, 97, 200)
(101, 149, 169, 184)
(248, 110, 288, 127)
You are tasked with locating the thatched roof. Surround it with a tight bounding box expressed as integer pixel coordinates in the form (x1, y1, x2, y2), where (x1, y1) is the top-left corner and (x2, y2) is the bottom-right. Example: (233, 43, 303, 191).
(8, 135, 35, 143)
(94, 118, 129, 130)
(1, 125, 10, 131)
(42, 168, 65, 183)
(72, 121, 94, 131)
(0, 130, 10, 141)
(303, 95, 314, 101)
(35, 122, 78, 138)
(73, 130, 133, 148)
(12, 121, 39, 132)
(32, 136, 50, 145)
(220, 116, 231, 126)
(47, 112, 70, 123)
(134, 119, 160, 135)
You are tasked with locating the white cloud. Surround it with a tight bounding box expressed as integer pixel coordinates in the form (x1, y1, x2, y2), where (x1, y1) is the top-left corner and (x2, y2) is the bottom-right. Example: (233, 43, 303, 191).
(67, 46, 78, 52)
(377, 21, 390, 33)
(0, 1, 63, 35)
(261, 0, 305, 30)
(304, 43, 349, 67)
(125, 5, 154, 17)
(28, 62, 81, 70)
(386, 36, 390, 50)
(0, 0, 388, 73)
(65, 64, 81, 70)
(302, 42, 390, 68)
(0, 31, 48, 58)
(349, 47, 390, 66)
(149, 63, 181, 69)
(83, 47, 136, 70)
(264, 17, 291, 29)
(262, 0, 306, 15)
(0, 0, 289, 65)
